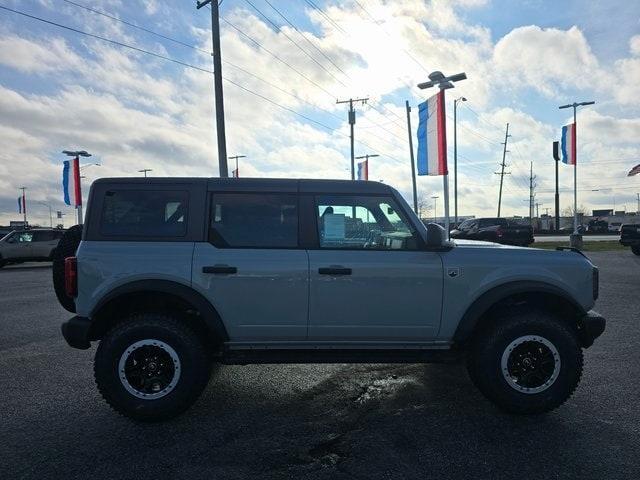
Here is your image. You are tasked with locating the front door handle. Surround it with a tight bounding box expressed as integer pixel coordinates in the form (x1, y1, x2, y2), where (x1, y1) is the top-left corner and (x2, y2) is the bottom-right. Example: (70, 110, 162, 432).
(318, 266, 352, 275)
(203, 265, 237, 274)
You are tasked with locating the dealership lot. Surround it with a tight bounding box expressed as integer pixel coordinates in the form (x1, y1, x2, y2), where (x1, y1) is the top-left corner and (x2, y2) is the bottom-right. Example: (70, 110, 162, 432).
(1, 252, 639, 480)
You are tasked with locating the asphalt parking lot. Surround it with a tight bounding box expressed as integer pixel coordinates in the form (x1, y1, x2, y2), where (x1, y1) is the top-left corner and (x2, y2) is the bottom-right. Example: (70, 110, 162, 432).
(1, 252, 639, 480)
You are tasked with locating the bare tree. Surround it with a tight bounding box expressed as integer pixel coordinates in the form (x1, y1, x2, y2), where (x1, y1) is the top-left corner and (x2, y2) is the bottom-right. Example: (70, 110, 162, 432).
(417, 192, 431, 220)
(561, 204, 587, 217)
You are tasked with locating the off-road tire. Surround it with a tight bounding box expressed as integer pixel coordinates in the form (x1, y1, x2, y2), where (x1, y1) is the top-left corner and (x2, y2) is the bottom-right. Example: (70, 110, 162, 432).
(94, 313, 211, 422)
(52, 225, 83, 313)
(467, 310, 583, 414)
(632, 245, 640, 256)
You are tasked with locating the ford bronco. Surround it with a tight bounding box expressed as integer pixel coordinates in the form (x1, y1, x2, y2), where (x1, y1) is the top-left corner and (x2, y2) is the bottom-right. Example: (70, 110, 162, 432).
(56, 178, 605, 421)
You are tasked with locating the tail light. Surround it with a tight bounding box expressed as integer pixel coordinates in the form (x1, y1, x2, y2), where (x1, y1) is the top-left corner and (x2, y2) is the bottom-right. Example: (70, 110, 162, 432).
(65, 257, 78, 298)
(593, 267, 599, 301)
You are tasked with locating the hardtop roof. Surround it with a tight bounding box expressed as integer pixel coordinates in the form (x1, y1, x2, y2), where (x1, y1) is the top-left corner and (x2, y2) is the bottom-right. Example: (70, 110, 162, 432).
(92, 177, 394, 194)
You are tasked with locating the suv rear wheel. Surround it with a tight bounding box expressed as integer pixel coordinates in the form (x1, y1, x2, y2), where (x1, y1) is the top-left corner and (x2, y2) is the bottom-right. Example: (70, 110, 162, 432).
(94, 313, 211, 421)
(467, 310, 583, 414)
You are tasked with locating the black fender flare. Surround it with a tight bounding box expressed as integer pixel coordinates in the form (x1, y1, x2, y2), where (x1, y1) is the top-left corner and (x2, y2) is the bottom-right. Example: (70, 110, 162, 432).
(90, 279, 229, 342)
(453, 280, 586, 344)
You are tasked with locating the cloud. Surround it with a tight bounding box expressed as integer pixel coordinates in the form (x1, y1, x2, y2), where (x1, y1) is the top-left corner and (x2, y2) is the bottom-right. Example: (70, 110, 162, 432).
(0, 35, 83, 73)
(493, 25, 604, 97)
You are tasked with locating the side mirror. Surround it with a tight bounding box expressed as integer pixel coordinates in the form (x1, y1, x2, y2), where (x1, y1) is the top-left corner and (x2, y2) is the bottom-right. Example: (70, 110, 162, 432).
(426, 223, 446, 247)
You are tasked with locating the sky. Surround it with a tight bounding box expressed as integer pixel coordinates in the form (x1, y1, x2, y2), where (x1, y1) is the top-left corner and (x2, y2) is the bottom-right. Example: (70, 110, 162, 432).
(0, 0, 639, 226)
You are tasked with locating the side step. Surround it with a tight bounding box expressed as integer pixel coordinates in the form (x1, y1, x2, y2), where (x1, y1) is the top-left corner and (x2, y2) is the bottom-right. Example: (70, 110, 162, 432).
(218, 348, 461, 365)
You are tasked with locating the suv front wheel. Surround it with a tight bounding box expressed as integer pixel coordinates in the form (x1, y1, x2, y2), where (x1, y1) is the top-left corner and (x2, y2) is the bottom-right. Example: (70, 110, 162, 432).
(467, 310, 583, 414)
(94, 313, 211, 421)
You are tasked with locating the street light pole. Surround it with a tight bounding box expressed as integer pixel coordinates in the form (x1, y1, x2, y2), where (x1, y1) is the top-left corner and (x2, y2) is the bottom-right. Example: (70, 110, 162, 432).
(37, 201, 53, 227)
(417, 70, 467, 237)
(138, 169, 152, 177)
(355, 153, 379, 180)
(431, 195, 439, 223)
(228, 155, 246, 178)
(559, 100, 595, 246)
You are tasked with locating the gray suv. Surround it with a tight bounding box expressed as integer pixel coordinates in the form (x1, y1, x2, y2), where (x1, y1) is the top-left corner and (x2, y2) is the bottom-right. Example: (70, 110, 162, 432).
(0, 228, 65, 268)
(57, 178, 605, 421)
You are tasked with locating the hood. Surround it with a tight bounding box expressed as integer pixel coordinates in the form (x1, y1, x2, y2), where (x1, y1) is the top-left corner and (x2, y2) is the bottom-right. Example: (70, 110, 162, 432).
(453, 239, 529, 250)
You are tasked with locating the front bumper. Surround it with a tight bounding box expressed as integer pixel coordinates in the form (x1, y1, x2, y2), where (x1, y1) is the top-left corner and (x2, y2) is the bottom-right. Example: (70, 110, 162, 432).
(579, 310, 606, 348)
(61, 316, 92, 350)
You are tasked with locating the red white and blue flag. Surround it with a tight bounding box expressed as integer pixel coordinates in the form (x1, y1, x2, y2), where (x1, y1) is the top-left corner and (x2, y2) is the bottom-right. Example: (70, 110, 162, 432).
(232, 168, 239, 178)
(357, 160, 368, 180)
(417, 90, 448, 176)
(62, 157, 82, 206)
(561, 123, 576, 165)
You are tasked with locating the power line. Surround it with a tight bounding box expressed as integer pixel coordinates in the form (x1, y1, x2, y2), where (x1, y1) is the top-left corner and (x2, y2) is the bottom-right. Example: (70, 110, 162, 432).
(0, 5, 214, 73)
(303, 0, 346, 34)
(61, 0, 210, 54)
(3, 4, 410, 167)
(221, 17, 336, 99)
(263, 0, 350, 81)
(243, 0, 348, 88)
(352, 0, 430, 75)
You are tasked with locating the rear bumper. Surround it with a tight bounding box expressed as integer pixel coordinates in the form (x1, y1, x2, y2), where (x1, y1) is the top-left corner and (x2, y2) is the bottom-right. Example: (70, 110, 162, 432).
(579, 310, 606, 348)
(61, 316, 92, 350)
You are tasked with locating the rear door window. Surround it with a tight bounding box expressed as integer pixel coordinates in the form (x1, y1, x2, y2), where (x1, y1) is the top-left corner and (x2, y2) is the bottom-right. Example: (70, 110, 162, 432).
(209, 193, 298, 248)
(100, 190, 189, 237)
(32, 231, 55, 242)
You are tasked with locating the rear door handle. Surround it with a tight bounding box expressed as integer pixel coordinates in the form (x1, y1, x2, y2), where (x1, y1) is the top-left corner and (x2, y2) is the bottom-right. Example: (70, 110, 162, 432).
(202, 265, 237, 274)
(318, 266, 352, 275)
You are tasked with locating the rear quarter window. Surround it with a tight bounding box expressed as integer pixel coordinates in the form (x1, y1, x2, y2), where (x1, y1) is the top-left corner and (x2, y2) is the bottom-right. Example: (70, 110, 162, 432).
(100, 190, 189, 237)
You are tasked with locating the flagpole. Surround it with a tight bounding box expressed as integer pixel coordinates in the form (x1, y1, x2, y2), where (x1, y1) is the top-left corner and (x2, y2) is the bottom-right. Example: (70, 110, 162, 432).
(573, 107, 577, 234)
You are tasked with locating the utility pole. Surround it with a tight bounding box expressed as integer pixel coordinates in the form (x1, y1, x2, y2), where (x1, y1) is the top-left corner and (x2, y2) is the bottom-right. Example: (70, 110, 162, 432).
(553, 141, 560, 231)
(529, 161, 536, 227)
(405, 100, 418, 213)
(138, 169, 152, 177)
(19, 187, 27, 226)
(496, 123, 511, 217)
(228, 155, 246, 178)
(197, 0, 228, 177)
(535, 202, 542, 219)
(337, 97, 368, 180)
(453, 96, 466, 225)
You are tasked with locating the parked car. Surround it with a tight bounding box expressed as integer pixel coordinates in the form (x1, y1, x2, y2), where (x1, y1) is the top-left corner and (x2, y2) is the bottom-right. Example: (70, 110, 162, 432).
(0, 228, 65, 268)
(559, 225, 586, 234)
(450, 218, 534, 246)
(608, 222, 622, 233)
(56, 178, 604, 421)
(620, 224, 640, 255)
(587, 220, 608, 234)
